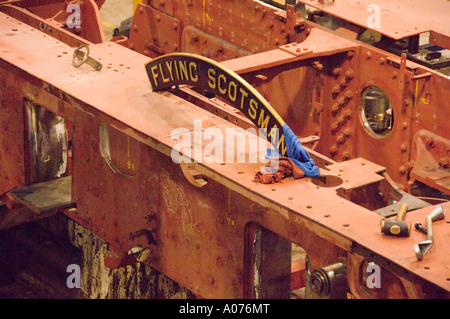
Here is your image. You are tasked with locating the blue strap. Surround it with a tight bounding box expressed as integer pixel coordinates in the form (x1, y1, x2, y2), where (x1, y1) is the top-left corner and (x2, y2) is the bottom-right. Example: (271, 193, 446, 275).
(266, 123, 320, 177)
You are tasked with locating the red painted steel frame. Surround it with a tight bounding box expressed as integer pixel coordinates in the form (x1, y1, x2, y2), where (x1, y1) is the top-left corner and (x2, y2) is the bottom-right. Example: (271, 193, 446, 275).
(0, 0, 449, 299)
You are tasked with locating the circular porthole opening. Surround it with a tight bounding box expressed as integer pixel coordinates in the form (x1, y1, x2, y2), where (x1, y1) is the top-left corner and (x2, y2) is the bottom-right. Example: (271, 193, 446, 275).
(360, 86, 393, 138)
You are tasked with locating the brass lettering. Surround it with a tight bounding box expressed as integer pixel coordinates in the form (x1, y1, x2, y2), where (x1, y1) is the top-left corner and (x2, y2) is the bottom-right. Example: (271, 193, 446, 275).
(189, 62, 199, 82)
(208, 68, 216, 89)
(258, 109, 270, 129)
(218, 73, 227, 94)
(159, 64, 170, 83)
(165, 61, 174, 81)
(174, 59, 180, 80)
(239, 88, 248, 110)
(150, 65, 159, 87)
(228, 81, 237, 102)
(179, 61, 189, 80)
(248, 98, 258, 120)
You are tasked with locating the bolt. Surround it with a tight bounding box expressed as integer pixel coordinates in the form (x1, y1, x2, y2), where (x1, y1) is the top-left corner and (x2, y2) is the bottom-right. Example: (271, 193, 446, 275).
(439, 157, 450, 169)
(133, 24, 138, 32)
(345, 69, 354, 82)
(392, 72, 397, 79)
(337, 134, 345, 144)
(155, 15, 161, 22)
(332, 85, 341, 96)
(344, 128, 352, 138)
(344, 90, 354, 102)
(399, 166, 407, 174)
(425, 137, 435, 150)
(331, 122, 339, 134)
(403, 99, 410, 107)
(330, 144, 338, 156)
(380, 57, 386, 65)
(366, 51, 372, 59)
(340, 78, 348, 90)
(344, 108, 352, 120)
(312, 61, 323, 70)
(400, 144, 407, 153)
(139, 6, 144, 14)
(338, 96, 346, 108)
(332, 67, 342, 77)
(331, 103, 339, 114)
(414, 222, 428, 235)
(342, 151, 351, 161)
(402, 122, 408, 130)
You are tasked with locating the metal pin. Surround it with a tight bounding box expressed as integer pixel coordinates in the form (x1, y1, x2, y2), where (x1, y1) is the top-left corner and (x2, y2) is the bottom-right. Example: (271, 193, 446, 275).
(72, 44, 102, 71)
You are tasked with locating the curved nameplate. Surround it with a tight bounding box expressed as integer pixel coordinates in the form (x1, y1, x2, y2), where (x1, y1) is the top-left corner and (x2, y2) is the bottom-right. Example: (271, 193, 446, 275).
(145, 53, 287, 156)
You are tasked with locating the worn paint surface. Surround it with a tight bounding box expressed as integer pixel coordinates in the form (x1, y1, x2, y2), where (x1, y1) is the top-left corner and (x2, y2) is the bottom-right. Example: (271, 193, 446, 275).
(0, 0, 449, 299)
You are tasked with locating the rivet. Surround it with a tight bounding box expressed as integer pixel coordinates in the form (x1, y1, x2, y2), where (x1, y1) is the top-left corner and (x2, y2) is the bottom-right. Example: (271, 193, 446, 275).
(331, 103, 339, 113)
(332, 85, 341, 96)
(330, 144, 338, 156)
(332, 67, 342, 77)
(331, 122, 339, 134)
(402, 122, 408, 130)
(344, 128, 352, 138)
(342, 151, 350, 161)
(344, 108, 352, 119)
(345, 69, 354, 81)
(400, 144, 407, 152)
